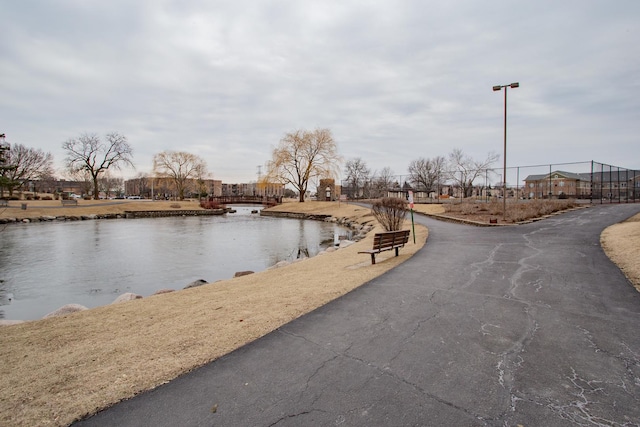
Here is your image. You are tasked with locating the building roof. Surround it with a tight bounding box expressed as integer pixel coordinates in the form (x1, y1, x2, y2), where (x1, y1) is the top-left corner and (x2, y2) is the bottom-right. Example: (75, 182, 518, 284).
(524, 170, 640, 183)
(523, 170, 586, 182)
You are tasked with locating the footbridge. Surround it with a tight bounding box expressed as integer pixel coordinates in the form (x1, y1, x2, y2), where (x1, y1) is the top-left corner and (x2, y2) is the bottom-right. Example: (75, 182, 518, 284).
(205, 195, 282, 207)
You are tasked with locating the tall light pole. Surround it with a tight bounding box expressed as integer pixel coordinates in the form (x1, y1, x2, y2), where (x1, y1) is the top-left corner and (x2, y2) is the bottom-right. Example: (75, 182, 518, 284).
(493, 82, 519, 221)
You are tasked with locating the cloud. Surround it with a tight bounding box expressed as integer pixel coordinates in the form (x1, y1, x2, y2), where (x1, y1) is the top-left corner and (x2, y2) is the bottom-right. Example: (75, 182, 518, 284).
(1, 0, 639, 185)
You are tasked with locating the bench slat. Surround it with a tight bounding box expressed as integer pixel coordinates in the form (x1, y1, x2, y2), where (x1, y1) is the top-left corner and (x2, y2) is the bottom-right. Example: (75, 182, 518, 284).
(359, 229, 410, 264)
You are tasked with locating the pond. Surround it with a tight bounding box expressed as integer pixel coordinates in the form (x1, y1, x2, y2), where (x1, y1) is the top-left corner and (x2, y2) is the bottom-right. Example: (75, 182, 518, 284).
(0, 206, 349, 320)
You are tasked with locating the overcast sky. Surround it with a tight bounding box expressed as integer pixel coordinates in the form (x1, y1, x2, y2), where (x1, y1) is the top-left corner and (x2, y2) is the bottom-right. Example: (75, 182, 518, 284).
(2, 1, 639, 185)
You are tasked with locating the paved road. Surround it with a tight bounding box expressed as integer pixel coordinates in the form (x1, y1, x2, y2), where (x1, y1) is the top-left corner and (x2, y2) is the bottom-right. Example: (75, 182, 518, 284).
(75, 204, 640, 427)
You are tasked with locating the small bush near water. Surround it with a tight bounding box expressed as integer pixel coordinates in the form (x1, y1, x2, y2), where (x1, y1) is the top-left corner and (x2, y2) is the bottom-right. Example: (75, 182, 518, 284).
(200, 200, 224, 210)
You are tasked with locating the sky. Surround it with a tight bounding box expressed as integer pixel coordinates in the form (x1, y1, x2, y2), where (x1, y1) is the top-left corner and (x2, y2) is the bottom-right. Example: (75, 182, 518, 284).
(1, 0, 639, 186)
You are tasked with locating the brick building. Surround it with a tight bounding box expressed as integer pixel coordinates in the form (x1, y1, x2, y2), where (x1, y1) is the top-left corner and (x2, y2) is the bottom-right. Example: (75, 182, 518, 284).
(523, 171, 591, 199)
(524, 170, 640, 200)
(125, 177, 222, 199)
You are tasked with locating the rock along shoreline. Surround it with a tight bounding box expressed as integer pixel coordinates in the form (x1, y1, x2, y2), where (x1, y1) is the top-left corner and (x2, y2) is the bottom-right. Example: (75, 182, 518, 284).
(0, 211, 373, 325)
(0, 209, 227, 224)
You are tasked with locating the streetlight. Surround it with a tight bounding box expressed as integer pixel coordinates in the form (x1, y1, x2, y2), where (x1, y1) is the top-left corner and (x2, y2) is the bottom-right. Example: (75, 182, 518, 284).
(493, 82, 519, 220)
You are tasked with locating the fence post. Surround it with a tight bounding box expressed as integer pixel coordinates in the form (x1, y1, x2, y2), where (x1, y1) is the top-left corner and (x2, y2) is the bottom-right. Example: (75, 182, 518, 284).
(516, 167, 520, 204)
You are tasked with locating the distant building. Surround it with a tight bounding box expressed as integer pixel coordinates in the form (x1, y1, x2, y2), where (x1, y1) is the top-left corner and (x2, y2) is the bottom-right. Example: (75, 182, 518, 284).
(0, 134, 9, 167)
(523, 171, 591, 199)
(222, 181, 285, 198)
(125, 177, 222, 199)
(318, 179, 337, 201)
(37, 180, 88, 197)
(124, 177, 284, 199)
(523, 169, 640, 200)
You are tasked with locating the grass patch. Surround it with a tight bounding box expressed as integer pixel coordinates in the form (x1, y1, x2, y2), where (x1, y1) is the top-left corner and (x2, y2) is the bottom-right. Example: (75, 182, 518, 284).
(443, 199, 579, 223)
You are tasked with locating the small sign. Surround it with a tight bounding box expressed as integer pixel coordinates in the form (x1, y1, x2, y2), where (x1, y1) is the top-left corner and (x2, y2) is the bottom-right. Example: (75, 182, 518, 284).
(408, 190, 414, 209)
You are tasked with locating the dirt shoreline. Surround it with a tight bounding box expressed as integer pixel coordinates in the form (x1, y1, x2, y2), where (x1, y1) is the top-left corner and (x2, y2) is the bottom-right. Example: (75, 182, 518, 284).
(0, 200, 637, 427)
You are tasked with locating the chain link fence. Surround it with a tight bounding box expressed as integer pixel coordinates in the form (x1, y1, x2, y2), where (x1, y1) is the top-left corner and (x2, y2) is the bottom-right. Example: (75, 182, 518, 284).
(340, 161, 639, 204)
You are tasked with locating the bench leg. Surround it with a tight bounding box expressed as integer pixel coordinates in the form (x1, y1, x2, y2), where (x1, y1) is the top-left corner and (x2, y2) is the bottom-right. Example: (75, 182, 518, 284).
(371, 253, 376, 265)
(395, 247, 399, 257)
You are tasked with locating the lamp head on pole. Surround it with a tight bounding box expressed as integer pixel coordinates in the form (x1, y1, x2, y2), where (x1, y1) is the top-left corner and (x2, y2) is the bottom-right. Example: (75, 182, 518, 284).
(493, 82, 520, 91)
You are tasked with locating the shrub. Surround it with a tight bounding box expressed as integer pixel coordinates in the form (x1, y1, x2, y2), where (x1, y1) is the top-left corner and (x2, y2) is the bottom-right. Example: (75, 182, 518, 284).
(371, 197, 408, 231)
(200, 200, 224, 210)
(460, 203, 477, 215)
(487, 200, 503, 216)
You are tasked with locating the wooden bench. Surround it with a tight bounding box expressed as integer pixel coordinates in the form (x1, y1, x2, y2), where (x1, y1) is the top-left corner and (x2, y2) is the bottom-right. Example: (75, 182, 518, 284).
(359, 229, 411, 264)
(61, 199, 78, 206)
(0, 199, 8, 207)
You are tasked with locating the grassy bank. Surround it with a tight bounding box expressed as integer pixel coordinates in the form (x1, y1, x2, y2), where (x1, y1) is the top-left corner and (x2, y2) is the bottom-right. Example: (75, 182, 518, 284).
(0, 201, 428, 427)
(0, 199, 205, 221)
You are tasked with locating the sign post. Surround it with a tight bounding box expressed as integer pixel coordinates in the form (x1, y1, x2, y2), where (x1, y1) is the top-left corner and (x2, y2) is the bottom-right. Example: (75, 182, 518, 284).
(408, 190, 416, 244)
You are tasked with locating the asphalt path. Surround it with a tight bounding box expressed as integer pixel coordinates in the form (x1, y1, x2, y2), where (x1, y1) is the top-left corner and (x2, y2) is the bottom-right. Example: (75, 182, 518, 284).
(75, 204, 640, 427)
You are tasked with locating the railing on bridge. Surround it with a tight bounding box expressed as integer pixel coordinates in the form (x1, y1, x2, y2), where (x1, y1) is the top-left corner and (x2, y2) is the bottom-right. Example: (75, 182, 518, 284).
(201, 195, 282, 208)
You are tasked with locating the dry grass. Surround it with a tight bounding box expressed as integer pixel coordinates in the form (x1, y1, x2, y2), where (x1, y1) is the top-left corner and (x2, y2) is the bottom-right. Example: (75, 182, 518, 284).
(601, 212, 640, 292)
(0, 199, 205, 220)
(0, 201, 427, 427)
(441, 199, 579, 224)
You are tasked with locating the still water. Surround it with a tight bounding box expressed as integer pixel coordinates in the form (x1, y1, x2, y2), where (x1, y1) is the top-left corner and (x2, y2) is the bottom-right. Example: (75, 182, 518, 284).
(0, 206, 347, 320)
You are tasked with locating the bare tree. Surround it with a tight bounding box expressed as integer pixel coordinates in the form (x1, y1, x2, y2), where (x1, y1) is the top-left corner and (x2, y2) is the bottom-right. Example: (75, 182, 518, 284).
(63, 132, 134, 199)
(34, 172, 57, 197)
(63, 169, 93, 197)
(407, 156, 446, 195)
(266, 128, 341, 202)
(195, 172, 215, 198)
(344, 157, 370, 199)
(448, 148, 499, 198)
(153, 151, 207, 200)
(369, 167, 395, 198)
(99, 172, 123, 199)
(1, 143, 54, 196)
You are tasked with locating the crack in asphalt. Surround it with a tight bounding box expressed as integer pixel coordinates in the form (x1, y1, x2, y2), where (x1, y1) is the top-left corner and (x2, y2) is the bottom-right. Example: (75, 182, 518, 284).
(278, 326, 489, 424)
(74, 205, 640, 427)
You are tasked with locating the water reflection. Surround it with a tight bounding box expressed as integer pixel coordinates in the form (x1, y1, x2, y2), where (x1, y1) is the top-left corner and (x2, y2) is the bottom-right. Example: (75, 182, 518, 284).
(0, 206, 347, 320)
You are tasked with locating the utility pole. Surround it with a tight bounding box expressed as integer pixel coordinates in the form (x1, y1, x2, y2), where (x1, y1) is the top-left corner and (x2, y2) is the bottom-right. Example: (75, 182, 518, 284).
(492, 82, 520, 221)
(0, 133, 16, 199)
